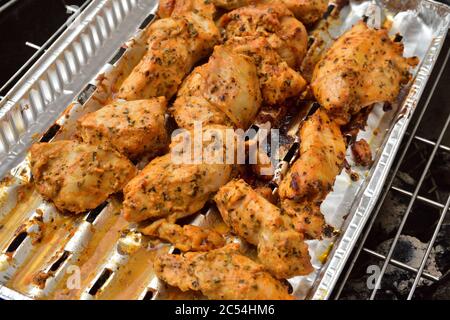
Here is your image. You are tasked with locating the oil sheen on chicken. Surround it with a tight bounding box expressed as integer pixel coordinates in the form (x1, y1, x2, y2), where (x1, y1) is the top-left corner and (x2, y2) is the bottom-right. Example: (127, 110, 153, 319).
(215, 179, 313, 278)
(281, 199, 325, 239)
(157, 0, 216, 19)
(279, 108, 346, 202)
(170, 46, 262, 129)
(78, 97, 168, 159)
(140, 219, 225, 251)
(225, 36, 307, 105)
(311, 21, 418, 125)
(117, 12, 220, 101)
(219, 3, 308, 68)
(154, 244, 294, 299)
(29, 141, 137, 213)
(212, 0, 328, 25)
(123, 125, 235, 222)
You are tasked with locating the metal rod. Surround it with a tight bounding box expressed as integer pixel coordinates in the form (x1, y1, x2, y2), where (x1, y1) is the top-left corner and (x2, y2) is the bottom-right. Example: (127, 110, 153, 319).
(413, 135, 450, 152)
(334, 47, 450, 299)
(0, 0, 18, 14)
(65, 5, 79, 13)
(362, 248, 440, 282)
(0, 0, 92, 97)
(370, 109, 450, 299)
(390, 185, 449, 210)
(25, 42, 42, 50)
(407, 193, 450, 299)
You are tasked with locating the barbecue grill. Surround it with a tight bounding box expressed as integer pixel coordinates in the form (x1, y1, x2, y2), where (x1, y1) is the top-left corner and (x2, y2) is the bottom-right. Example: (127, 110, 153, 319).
(0, 0, 449, 300)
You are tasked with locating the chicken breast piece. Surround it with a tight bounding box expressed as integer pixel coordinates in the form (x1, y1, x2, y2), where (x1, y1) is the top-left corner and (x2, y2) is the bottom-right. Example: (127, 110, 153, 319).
(219, 3, 308, 68)
(78, 98, 168, 160)
(170, 46, 262, 129)
(279, 108, 346, 202)
(281, 199, 325, 239)
(311, 21, 418, 125)
(30, 141, 137, 213)
(280, 0, 328, 25)
(157, 0, 216, 19)
(225, 36, 307, 105)
(140, 219, 225, 251)
(123, 125, 235, 222)
(117, 12, 220, 101)
(215, 179, 313, 278)
(212, 0, 328, 25)
(123, 154, 232, 222)
(154, 244, 294, 299)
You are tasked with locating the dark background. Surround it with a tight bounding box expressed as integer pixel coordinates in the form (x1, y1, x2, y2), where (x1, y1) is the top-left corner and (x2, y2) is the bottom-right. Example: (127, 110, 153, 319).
(0, 0, 90, 94)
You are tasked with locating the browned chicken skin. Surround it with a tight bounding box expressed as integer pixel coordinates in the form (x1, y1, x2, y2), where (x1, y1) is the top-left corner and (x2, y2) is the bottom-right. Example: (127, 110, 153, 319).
(170, 46, 262, 129)
(219, 3, 308, 68)
(154, 244, 294, 299)
(281, 199, 325, 239)
(225, 36, 307, 105)
(212, 0, 328, 25)
(140, 219, 225, 251)
(311, 21, 418, 125)
(117, 12, 220, 101)
(352, 138, 373, 167)
(157, 0, 216, 19)
(123, 125, 235, 223)
(217, 3, 308, 105)
(279, 108, 346, 202)
(29, 141, 137, 213)
(123, 154, 233, 222)
(78, 98, 168, 160)
(215, 179, 313, 278)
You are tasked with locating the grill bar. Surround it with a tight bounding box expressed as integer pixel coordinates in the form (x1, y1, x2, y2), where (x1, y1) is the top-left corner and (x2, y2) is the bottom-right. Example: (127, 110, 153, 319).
(390, 186, 449, 210)
(413, 135, 450, 152)
(407, 193, 450, 299)
(0, 0, 18, 14)
(361, 248, 440, 282)
(334, 46, 450, 300)
(0, 0, 93, 98)
(369, 107, 450, 299)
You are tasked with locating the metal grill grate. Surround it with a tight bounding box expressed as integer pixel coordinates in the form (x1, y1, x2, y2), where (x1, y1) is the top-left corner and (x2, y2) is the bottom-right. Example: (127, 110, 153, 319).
(333, 32, 450, 300)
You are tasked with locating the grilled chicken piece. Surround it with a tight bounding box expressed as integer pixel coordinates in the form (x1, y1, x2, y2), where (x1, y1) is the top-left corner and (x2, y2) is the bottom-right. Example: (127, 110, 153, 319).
(78, 98, 168, 160)
(279, 108, 346, 202)
(30, 141, 137, 213)
(215, 179, 313, 278)
(219, 3, 308, 68)
(213, 0, 328, 25)
(351, 138, 373, 167)
(279, 0, 328, 25)
(225, 37, 307, 105)
(117, 12, 220, 101)
(123, 125, 235, 222)
(219, 3, 308, 69)
(157, 0, 216, 19)
(311, 21, 418, 125)
(281, 199, 325, 239)
(170, 46, 262, 129)
(140, 219, 225, 251)
(154, 244, 294, 299)
(123, 154, 232, 222)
